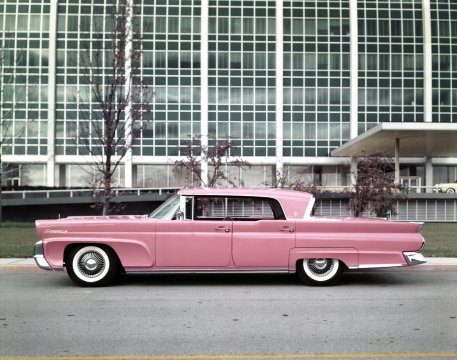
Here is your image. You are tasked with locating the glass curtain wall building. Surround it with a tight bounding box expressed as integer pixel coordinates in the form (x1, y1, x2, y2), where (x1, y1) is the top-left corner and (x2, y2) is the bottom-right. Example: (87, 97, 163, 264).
(1, 0, 456, 189)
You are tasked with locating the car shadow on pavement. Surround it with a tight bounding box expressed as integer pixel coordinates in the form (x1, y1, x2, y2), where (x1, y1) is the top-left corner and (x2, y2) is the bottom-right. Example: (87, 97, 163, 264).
(340, 270, 437, 287)
(116, 272, 302, 287)
(34, 269, 437, 288)
(113, 270, 430, 287)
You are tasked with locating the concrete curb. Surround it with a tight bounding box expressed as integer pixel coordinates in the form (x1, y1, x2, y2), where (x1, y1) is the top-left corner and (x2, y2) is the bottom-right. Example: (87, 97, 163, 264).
(0, 258, 36, 266)
(1, 257, 457, 272)
(0, 258, 40, 273)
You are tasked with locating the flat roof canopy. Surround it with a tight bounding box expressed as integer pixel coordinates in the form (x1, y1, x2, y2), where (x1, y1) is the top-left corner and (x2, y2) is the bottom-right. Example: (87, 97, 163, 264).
(331, 123, 457, 157)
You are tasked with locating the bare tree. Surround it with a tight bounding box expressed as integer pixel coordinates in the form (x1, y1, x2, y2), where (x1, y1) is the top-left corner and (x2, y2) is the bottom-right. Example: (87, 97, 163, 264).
(267, 167, 321, 196)
(348, 153, 407, 218)
(0, 37, 12, 222)
(78, 0, 151, 215)
(175, 136, 251, 188)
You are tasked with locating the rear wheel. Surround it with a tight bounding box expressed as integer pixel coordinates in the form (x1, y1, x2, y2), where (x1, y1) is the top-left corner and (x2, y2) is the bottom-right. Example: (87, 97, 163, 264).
(446, 188, 455, 193)
(297, 258, 343, 286)
(67, 245, 119, 287)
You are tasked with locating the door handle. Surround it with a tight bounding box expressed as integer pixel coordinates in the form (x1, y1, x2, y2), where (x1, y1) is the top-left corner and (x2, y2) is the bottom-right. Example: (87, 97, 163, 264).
(215, 226, 230, 233)
(280, 226, 295, 233)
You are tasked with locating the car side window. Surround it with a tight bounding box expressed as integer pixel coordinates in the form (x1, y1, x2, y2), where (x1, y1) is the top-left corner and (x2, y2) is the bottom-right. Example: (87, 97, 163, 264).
(192, 196, 284, 221)
(194, 197, 226, 220)
(226, 197, 274, 219)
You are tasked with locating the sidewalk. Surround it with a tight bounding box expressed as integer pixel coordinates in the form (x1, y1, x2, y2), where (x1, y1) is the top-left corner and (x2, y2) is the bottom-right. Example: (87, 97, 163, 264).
(0, 258, 37, 266)
(1, 257, 457, 271)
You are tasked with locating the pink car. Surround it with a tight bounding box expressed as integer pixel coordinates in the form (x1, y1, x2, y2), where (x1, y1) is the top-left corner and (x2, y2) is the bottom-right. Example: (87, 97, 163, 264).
(34, 188, 426, 287)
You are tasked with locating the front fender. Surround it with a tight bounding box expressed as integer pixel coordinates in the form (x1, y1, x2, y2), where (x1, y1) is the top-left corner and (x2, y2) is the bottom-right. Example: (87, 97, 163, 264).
(289, 248, 358, 272)
(44, 239, 154, 270)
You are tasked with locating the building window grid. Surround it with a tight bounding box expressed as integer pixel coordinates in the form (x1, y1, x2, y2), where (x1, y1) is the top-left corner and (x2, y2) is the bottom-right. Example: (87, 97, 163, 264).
(55, 2, 111, 156)
(283, 0, 350, 157)
(139, 1, 201, 157)
(208, 1, 276, 158)
(2, 0, 456, 188)
(53, 1, 201, 157)
(1, 1, 50, 157)
(430, 0, 457, 123)
(357, 0, 424, 134)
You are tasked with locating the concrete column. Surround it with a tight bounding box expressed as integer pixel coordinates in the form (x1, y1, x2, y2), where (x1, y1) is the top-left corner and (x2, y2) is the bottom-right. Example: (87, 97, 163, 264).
(200, 0, 209, 187)
(349, 0, 359, 139)
(425, 157, 433, 193)
(395, 138, 400, 185)
(422, 0, 432, 123)
(275, 0, 284, 186)
(124, 0, 134, 188)
(47, 0, 58, 187)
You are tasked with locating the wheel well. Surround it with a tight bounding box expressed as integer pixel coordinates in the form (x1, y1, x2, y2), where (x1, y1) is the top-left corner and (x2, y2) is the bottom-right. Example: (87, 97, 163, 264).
(63, 243, 124, 272)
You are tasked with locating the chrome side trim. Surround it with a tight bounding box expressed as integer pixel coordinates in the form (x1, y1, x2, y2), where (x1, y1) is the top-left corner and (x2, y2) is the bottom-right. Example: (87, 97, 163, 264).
(348, 253, 426, 270)
(404, 252, 427, 266)
(33, 241, 53, 271)
(126, 268, 292, 275)
(349, 263, 404, 270)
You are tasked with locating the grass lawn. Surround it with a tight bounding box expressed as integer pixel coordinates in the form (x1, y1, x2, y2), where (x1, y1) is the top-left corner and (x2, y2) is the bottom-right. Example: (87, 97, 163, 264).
(0, 222, 38, 258)
(0, 222, 456, 258)
(420, 223, 457, 257)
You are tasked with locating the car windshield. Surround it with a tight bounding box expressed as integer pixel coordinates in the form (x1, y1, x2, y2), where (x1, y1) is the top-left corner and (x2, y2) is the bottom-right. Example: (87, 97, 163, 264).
(149, 194, 180, 220)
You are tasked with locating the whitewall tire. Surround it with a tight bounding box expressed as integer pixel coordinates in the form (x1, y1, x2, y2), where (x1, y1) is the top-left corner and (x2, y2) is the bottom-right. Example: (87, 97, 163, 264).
(297, 258, 343, 286)
(67, 245, 119, 287)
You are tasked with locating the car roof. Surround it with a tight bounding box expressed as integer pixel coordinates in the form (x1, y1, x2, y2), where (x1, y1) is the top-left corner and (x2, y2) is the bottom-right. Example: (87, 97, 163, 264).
(178, 188, 314, 219)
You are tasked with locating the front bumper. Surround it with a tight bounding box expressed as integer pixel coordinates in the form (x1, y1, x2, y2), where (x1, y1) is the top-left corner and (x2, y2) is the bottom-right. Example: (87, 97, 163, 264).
(33, 241, 53, 271)
(404, 252, 427, 266)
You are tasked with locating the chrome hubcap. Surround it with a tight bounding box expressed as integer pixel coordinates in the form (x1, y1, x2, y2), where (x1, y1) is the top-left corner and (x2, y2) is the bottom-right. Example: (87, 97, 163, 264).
(313, 259, 328, 270)
(307, 258, 334, 276)
(85, 258, 98, 271)
(78, 251, 105, 277)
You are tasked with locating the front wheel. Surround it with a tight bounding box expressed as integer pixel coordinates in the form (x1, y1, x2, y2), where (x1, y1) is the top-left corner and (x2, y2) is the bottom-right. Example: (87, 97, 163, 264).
(297, 258, 343, 286)
(67, 245, 119, 287)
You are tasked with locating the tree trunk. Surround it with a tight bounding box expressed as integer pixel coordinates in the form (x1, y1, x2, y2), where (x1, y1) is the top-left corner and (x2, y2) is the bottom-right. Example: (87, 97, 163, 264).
(103, 157, 112, 216)
(103, 186, 110, 216)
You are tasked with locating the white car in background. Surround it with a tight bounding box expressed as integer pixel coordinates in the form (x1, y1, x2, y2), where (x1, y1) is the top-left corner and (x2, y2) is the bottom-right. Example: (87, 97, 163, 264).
(433, 182, 457, 193)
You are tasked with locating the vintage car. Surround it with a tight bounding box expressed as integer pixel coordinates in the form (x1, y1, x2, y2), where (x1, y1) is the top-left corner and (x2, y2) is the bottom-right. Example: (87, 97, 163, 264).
(433, 182, 457, 193)
(34, 188, 426, 287)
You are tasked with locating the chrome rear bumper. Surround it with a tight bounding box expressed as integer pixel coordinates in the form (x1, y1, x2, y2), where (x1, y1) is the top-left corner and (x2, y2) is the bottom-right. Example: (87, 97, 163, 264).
(404, 252, 427, 266)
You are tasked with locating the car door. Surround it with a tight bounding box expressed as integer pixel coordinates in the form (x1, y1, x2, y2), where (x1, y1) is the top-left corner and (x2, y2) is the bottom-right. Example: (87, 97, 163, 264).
(155, 220, 232, 267)
(155, 196, 232, 267)
(232, 220, 296, 268)
(229, 197, 296, 268)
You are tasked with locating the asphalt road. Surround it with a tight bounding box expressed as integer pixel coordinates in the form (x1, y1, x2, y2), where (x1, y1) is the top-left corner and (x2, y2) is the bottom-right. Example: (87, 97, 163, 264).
(1, 270, 457, 360)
